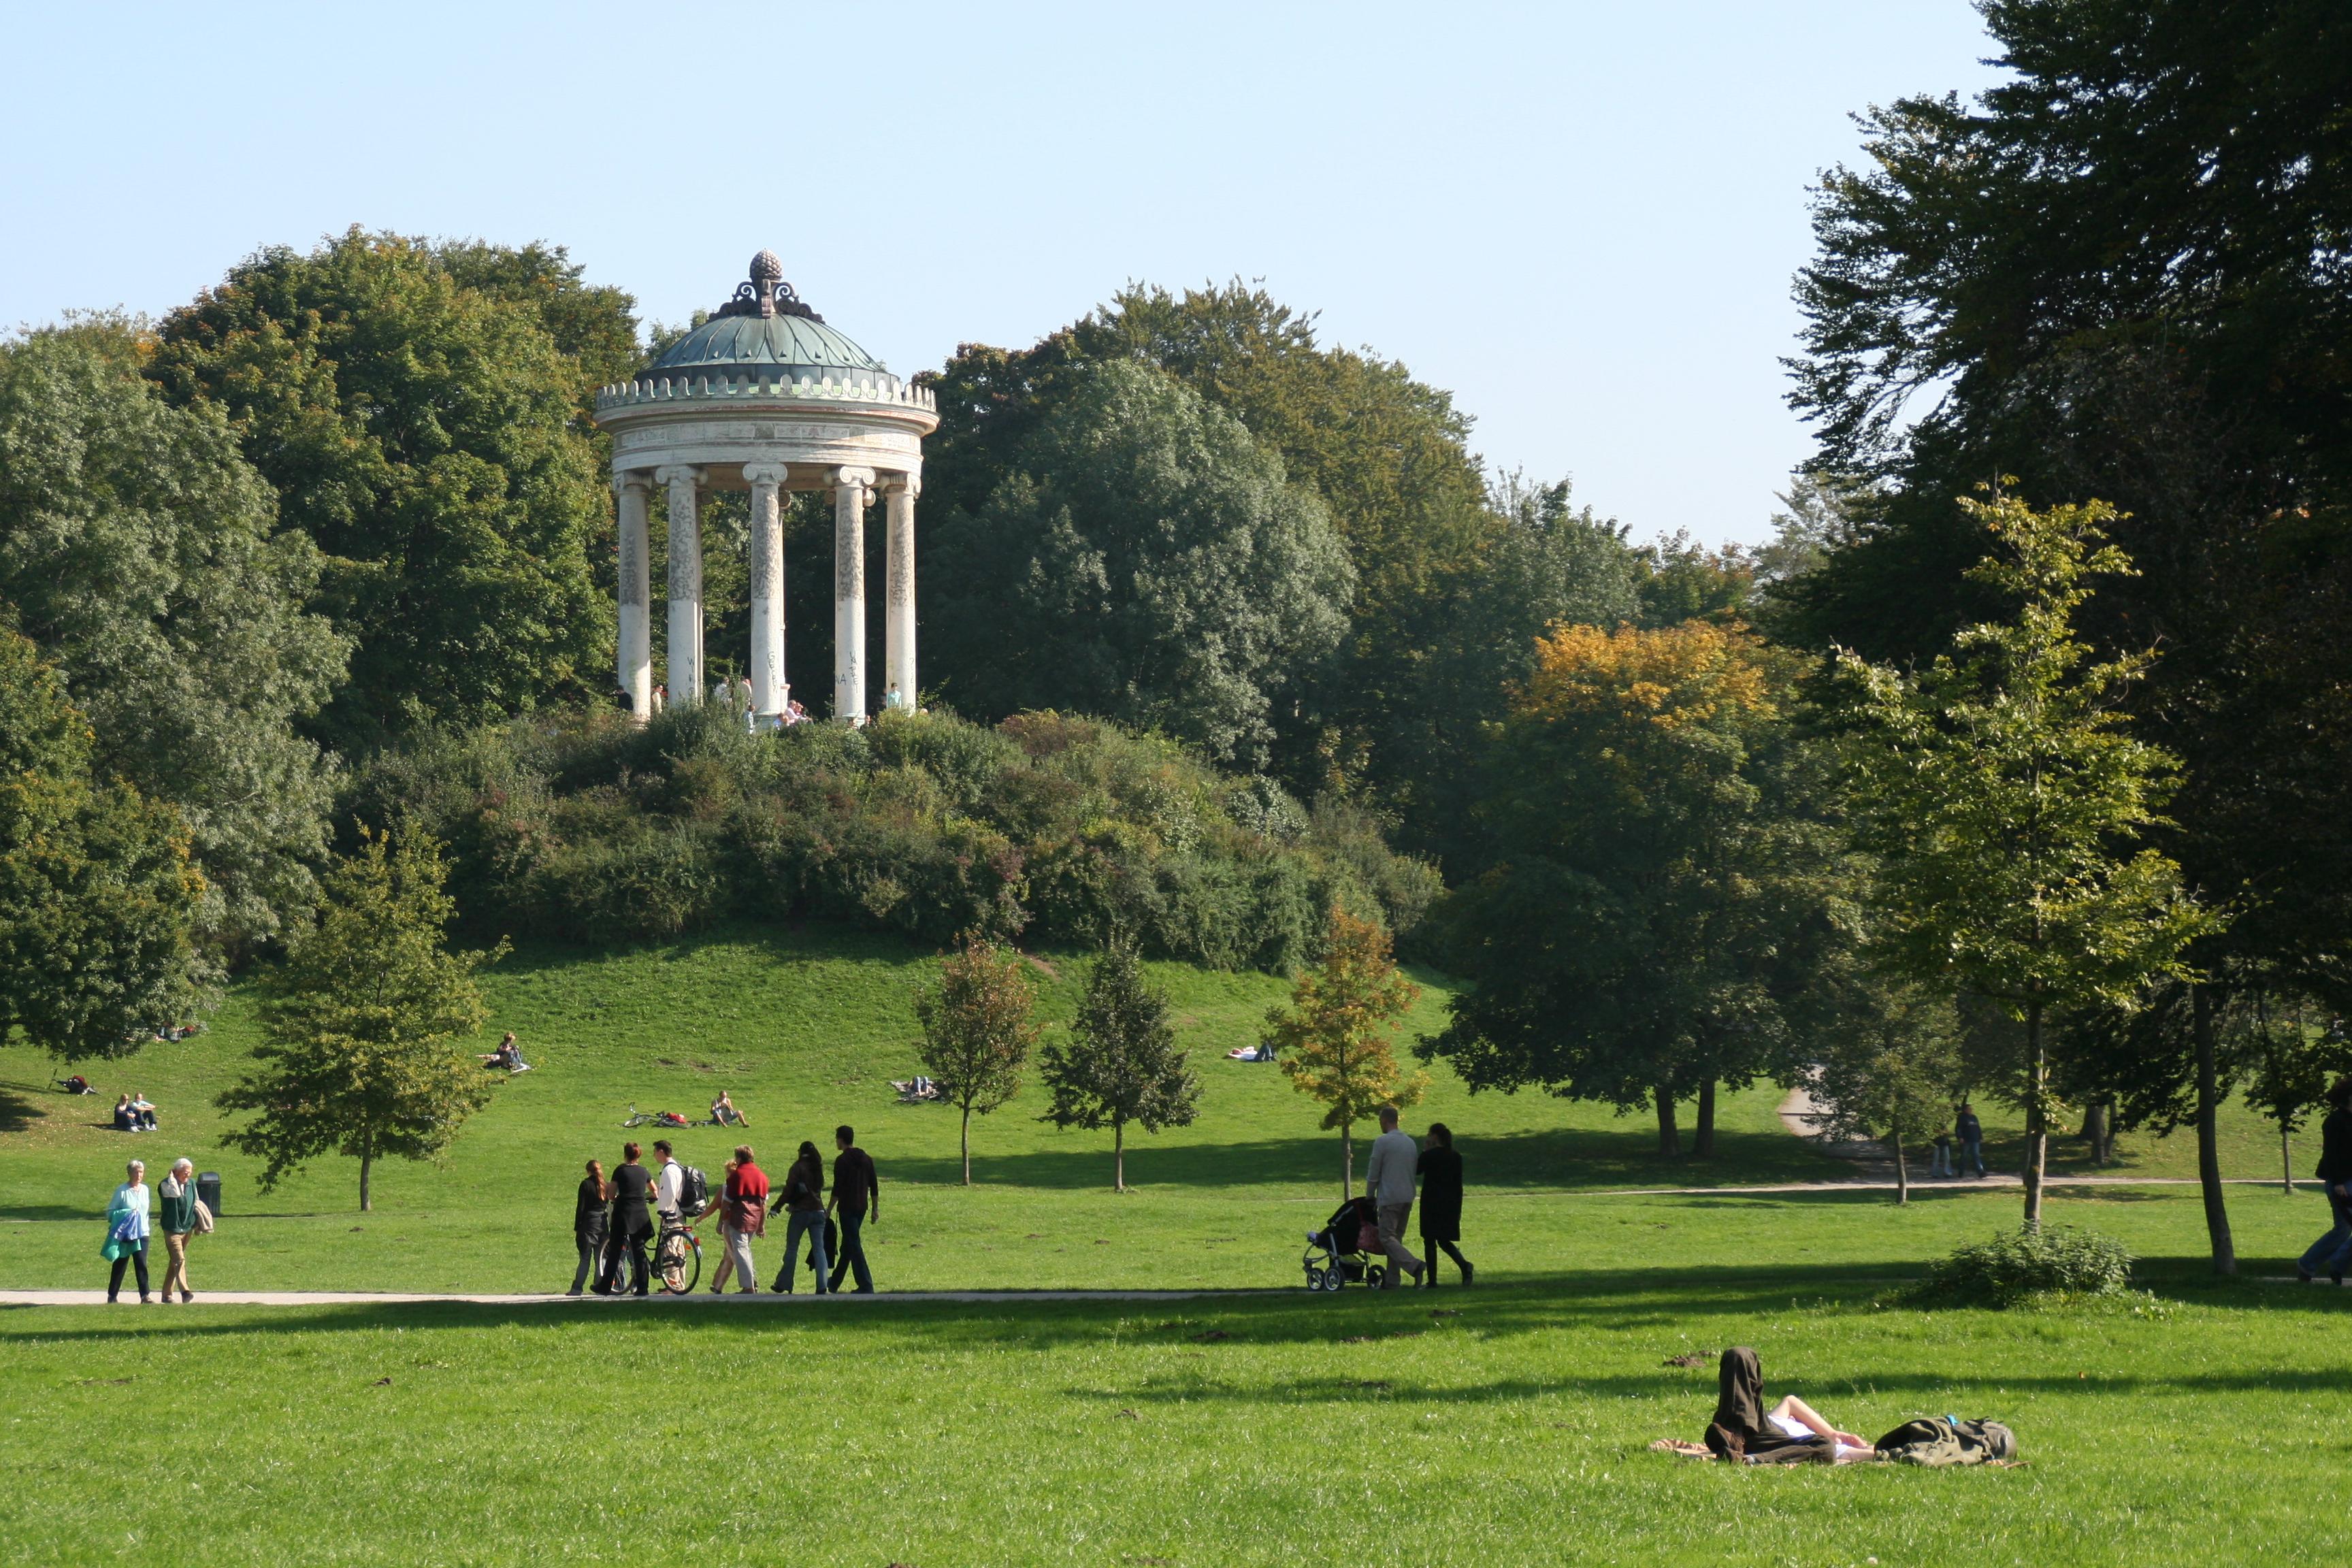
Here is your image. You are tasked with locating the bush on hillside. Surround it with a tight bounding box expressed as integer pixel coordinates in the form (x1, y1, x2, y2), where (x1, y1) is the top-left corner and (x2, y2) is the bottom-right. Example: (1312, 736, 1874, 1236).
(1920, 1224, 2134, 1308)
(349, 704, 1437, 970)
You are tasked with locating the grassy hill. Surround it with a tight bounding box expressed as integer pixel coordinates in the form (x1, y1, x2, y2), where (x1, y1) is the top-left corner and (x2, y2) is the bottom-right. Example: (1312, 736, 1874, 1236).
(0, 924, 2326, 1292)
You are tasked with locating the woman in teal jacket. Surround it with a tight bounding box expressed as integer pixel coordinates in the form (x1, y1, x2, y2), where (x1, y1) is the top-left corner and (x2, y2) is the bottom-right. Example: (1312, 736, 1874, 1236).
(102, 1160, 152, 1303)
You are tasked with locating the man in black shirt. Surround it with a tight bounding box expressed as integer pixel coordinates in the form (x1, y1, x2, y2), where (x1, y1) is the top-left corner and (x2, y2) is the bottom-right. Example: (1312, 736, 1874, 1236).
(827, 1124, 879, 1294)
(1955, 1104, 1986, 1179)
(599, 1142, 655, 1296)
(2298, 1077, 2352, 1284)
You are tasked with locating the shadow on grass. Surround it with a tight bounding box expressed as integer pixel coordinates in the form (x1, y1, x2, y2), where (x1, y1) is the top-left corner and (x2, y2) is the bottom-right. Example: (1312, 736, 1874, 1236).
(887, 1128, 1850, 1193)
(9, 1262, 2344, 1350)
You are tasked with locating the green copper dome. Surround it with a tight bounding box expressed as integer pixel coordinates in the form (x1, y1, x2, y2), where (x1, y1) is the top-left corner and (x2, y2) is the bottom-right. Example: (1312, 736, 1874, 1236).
(636, 252, 887, 384)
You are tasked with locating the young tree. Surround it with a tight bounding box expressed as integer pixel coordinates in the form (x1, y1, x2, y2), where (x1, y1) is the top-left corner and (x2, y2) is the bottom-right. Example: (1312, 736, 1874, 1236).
(0, 632, 207, 1060)
(1422, 618, 1831, 1156)
(218, 826, 504, 1210)
(913, 939, 1041, 1184)
(1832, 493, 2217, 1232)
(1807, 972, 1965, 1205)
(2243, 1001, 2352, 1196)
(1037, 936, 1200, 1191)
(1266, 905, 1426, 1196)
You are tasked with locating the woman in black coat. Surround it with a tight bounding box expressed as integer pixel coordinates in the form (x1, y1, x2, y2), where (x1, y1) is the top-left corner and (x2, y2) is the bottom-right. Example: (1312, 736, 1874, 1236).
(568, 1158, 609, 1296)
(1416, 1123, 1473, 1287)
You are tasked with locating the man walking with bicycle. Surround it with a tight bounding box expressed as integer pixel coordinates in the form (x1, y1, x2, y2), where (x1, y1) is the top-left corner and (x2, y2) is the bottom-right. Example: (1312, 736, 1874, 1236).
(651, 1140, 694, 1293)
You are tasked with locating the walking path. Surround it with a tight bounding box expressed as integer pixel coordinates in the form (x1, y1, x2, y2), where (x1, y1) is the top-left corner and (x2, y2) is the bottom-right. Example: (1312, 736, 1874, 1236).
(0, 1288, 1256, 1307)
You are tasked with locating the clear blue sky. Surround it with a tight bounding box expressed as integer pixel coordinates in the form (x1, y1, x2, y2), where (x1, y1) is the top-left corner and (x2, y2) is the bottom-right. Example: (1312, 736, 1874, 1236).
(2, 1, 2001, 546)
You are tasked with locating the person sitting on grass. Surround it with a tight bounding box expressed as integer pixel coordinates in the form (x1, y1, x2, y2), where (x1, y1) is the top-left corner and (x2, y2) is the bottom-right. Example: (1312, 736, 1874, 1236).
(479, 1032, 530, 1073)
(114, 1094, 136, 1132)
(710, 1090, 749, 1128)
(1650, 1348, 1874, 1463)
(129, 1092, 157, 1131)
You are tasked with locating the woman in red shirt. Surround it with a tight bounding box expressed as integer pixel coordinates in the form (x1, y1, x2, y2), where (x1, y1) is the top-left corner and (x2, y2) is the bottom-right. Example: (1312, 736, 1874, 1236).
(709, 1145, 768, 1294)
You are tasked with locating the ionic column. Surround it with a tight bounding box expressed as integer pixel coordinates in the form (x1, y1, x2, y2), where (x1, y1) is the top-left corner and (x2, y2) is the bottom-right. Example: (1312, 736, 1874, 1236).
(883, 474, 919, 708)
(743, 463, 791, 719)
(615, 471, 653, 719)
(832, 466, 875, 720)
(656, 465, 706, 706)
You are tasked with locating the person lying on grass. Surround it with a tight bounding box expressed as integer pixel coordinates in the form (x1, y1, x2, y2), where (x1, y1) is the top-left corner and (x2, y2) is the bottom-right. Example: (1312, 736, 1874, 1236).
(1649, 1347, 1874, 1463)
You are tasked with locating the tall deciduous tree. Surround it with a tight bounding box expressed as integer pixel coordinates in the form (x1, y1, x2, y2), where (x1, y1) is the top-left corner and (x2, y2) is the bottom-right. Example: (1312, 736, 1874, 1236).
(1037, 936, 1200, 1191)
(218, 826, 504, 1211)
(1786, 0, 2352, 1045)
(0, 318, 348, 960)
(913, 938, 1041, 1184)
(1832, 493, 2217, 1233)
(0, 632, 206, 1060)
(924, 360, 1352, 767)
(1424, 619, 1830, 1156)
(1267, 906, 1426, 1196)
(149, 229, 625, 747)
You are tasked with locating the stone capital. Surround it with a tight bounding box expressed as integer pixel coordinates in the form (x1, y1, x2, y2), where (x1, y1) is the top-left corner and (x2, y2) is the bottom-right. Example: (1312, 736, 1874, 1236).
(653, 464, 706, 490)
(881, 472, 921, 499)
(614, 469, 655, 495)
(832, 465, 877, 492)
(741, 462, 791, 489)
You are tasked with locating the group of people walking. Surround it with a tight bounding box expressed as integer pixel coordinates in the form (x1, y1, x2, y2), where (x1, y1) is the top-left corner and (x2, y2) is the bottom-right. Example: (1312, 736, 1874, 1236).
(571, 1127, 880, 1297)
(1363, 1109, 1473, 1288)
(99, 1158, 207, 1303)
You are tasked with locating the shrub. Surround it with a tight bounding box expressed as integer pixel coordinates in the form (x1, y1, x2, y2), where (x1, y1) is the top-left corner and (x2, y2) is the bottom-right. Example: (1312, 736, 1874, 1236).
(350, 704, 1435, 971)
(1921, 1224, 2134, 1307)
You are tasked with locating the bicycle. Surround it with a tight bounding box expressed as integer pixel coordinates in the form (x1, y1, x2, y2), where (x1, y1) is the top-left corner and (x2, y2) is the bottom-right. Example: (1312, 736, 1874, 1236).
(620, 1105, 693, 1130)
(604, 1225, 702, 1294)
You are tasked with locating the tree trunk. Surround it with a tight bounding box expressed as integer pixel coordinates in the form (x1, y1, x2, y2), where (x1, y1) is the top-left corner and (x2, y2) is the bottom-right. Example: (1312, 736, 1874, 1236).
(2193, 985, 2236, 1275)
(2283, 1126, 2295, 1195)
(1341, 1122, 1354, 1201)
(1655, 1087, 1680, 1158)
(960, 1104, 973, 1186)
(359, 1125, 374, 1214)
(2023, 1002, 2046, 1231)
(1113, 1120, 1126, 1194)
(1893, 1130, 1908, 1207)
(1693, 1079, 1718, 1159)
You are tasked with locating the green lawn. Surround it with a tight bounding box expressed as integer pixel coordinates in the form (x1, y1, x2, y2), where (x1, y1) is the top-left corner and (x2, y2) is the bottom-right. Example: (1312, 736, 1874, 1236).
(0, 926, 2313, 1294)
(5, 1260, 2348, 1566)
(7, 927, 2347, 1564)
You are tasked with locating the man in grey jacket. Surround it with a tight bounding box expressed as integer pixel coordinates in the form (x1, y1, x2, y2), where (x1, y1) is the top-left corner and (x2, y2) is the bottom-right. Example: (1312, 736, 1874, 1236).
(1364, 1106, 1425, 1289)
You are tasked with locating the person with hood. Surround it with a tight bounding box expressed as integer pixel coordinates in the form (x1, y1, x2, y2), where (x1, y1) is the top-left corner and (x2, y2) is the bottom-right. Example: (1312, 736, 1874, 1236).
(1654, 1348, 1873, 1463)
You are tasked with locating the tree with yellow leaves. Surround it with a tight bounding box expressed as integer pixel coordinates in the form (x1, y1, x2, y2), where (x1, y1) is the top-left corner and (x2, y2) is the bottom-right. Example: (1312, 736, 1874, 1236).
(1266, 905, 1426, 1196)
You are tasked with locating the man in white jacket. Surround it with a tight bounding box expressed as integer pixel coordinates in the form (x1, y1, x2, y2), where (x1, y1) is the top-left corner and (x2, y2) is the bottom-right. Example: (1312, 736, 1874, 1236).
(1363, 1107, 1424, 1289)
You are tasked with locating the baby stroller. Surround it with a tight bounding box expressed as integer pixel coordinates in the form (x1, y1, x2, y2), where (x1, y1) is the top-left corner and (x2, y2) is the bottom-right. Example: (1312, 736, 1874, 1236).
(1303, 1194, 1388, 1292)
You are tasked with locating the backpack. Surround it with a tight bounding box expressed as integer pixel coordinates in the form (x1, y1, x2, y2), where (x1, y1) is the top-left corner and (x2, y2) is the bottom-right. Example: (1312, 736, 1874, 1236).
(678, 1165, 710, 1219)
(1873, 1416, 2016, 1467)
